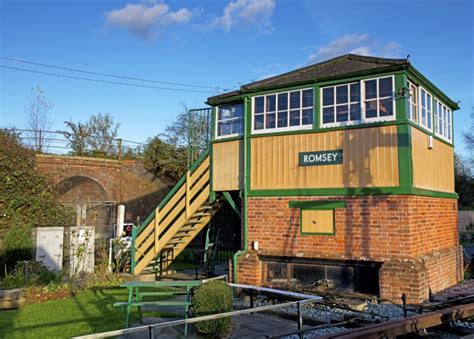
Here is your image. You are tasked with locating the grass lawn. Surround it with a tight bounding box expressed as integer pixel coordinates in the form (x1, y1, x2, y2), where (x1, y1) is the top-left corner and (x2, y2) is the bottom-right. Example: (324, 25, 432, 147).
(0, 287, 176, 338)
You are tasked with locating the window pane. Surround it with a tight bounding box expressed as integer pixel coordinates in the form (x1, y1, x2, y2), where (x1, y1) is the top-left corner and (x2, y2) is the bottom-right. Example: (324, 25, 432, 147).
(278, 93, 288, 110)
(277, 111, 288, 127)
(365, 80, 377, 99)
(302, 89, 313, 107)
(266, 113, 276, 129)
(218, 122, 232, 136)
(323, 107, 334, 124)
(365, 100, 377, 118)
(379, 77, 392, 97)
(290, 91, 300, 109)
(266, 95, 276, 112)
(379, 98, 393, 117)
(421, 90, 426, 107)
(218, 107, 232, 120)
(350, 103, 361, 121)
(350, 83, 360, 102)
(322, 87, 334, 106)
(254, 114, 264, 130)
(255, 97, 264, 113)
(336, 85, 348, 104)
(232, 119, 243, 134)
(302, 109, 313, 125)
(421, 108, 427, 126)
(336, 105, 349, 122)
(290, 110, 300, 126)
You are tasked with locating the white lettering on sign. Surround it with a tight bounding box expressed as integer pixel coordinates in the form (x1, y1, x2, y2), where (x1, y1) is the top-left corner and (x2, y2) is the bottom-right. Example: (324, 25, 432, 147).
(299, 150, 343, 166)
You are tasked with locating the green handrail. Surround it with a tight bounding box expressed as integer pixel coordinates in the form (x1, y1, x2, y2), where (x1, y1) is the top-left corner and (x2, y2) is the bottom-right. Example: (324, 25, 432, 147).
(131, 148, 210, 274)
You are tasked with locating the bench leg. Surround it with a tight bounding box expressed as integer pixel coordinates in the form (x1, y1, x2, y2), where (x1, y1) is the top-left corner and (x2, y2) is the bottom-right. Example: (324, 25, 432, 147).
(126, 287, 134, 328)
(184, 304, 189, 336)
(136, 289, 143, 324)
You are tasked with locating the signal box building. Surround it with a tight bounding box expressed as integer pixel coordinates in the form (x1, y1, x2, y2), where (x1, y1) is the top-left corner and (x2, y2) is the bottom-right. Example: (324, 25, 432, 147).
(132, 54, 461, 304)
(206, 54, 461, 303)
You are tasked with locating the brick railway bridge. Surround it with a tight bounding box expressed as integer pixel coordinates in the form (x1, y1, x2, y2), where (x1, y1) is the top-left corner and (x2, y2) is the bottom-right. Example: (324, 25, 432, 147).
(35, 154, 168, 240)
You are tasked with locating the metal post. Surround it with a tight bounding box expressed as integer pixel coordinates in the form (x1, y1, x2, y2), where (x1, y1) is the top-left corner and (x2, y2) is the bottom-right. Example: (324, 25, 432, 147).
(401, 293, 407, 318)
(297, 301, 303, 339)
(117, 138, 123, 160)
(148, 325, 153, 339)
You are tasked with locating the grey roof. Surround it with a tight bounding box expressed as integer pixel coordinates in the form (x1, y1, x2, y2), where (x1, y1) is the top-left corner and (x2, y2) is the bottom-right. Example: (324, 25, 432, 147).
(208, 54, 408, 103)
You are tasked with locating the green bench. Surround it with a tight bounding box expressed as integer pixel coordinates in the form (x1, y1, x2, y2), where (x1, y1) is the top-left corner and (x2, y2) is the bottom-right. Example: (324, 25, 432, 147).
(114, 280, 202, 335)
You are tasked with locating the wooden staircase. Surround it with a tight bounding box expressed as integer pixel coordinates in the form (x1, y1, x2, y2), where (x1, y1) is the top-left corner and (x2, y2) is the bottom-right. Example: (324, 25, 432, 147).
(131, 152, 223, 275)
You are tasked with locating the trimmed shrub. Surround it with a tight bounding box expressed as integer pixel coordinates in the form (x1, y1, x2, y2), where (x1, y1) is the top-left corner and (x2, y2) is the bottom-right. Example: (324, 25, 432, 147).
(192, 280, 233, 336)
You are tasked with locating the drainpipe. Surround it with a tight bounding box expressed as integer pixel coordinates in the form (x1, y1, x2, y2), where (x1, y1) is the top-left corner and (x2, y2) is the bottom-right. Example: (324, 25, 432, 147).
(232, 96, 250, 283)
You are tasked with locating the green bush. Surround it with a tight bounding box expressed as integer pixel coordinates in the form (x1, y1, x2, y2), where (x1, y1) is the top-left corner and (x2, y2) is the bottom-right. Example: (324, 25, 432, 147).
(192, 280, 233, 336)
(0, 260, 62, 288)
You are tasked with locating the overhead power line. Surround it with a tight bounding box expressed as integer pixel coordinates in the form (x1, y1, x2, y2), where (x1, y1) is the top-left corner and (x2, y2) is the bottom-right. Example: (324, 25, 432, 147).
(2, 56, 228, 91)
(0, 65, 215, 94)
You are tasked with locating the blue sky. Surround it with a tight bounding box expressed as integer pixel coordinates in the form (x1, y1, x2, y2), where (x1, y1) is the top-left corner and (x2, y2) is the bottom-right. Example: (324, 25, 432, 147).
(0, 0, 473, 154)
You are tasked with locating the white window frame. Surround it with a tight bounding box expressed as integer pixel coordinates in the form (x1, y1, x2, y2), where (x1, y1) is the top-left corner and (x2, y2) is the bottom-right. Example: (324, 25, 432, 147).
(251, 88, 314, 134)
(418, 86, 433, 132)
(434, 98, 453, 143)
(408, 80, 418, 123)
(320, 75, 396, 128)
(320, 81, 361, 127)
(215, 103, 244, 140)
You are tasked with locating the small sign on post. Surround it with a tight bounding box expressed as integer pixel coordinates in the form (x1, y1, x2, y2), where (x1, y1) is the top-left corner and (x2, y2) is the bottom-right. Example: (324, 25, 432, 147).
(298, 149, 343, 166)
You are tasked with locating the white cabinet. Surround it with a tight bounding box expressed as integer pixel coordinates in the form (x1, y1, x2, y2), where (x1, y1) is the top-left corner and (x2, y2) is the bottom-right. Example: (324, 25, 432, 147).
(32, 227, 64, 271)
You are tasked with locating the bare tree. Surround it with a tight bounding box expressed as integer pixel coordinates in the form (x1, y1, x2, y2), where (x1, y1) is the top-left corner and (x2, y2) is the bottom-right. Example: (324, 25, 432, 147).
(24, 86, 53, 152)
(463, 106, 474, 167)
(87, 113, 120, 155)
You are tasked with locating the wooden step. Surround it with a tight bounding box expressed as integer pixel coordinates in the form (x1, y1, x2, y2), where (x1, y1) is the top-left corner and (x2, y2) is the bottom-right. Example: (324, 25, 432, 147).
(192, 212, 211, 217)
(167, 239, 187, 245)
(176, 227, 197, 233)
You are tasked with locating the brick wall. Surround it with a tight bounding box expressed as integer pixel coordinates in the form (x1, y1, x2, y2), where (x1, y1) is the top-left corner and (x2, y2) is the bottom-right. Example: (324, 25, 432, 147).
(237, 195, 462, 303)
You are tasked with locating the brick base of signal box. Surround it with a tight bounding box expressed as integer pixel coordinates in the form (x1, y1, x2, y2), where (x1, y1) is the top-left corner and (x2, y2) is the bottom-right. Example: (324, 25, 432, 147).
(233, 195, 463, 304)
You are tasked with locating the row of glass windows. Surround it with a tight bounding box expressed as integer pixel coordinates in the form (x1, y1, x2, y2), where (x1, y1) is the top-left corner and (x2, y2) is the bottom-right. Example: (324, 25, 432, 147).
(408, 80, 452, 142)
(253, 89, 314, 132)
(216, 76, 452, 143)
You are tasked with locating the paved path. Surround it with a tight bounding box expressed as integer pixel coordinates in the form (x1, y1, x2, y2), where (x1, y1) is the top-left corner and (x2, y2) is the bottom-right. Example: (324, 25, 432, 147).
(125, 312, 305, 338)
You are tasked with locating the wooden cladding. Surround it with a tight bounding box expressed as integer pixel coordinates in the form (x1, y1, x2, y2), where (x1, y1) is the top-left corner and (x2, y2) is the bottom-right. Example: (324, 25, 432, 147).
(212, 139, 244, 191)
(251, 125, 399, 190)
(411, 127, 454, 193)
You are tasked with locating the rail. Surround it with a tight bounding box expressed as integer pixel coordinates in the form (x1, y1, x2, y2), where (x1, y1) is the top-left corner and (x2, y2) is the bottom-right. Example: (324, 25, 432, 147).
(72, 298, 320, 339)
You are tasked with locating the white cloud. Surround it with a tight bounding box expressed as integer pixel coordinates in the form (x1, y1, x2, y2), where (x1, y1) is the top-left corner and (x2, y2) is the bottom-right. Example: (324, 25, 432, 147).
(308, 33, 402, 64)
(105, 1, 193, 39)
(215, 0, 276, 32)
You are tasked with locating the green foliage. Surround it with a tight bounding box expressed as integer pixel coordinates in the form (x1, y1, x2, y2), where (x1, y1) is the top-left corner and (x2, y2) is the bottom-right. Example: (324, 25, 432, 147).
(143, 106, 209, 182)
(143, 136, 187, 183)
(455, 154, 474, 208)
(0, 260, 62, 288)
(192, 280, 233, 336)
(0, 131, 72, 269)
(63, 112, 120, 158)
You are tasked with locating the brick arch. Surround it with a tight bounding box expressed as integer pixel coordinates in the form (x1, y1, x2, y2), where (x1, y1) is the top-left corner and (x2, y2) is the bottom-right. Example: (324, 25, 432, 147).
(56, 175, 110, 203)
(35, 154, 122, 202)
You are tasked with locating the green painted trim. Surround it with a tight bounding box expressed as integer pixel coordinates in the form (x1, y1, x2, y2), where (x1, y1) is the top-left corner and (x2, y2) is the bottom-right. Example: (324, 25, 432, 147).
(222, 191, 242, 219)
(130, 226, 137, 274)
(232, 95, 251, 284)
(210, 107, 216, 202)
(248, 186, 458, 199)
(314, 83, 321, 129)
(207, 95, 245, 106)
(411, 187, 459, 199)
(406, 66, 459, 110)
(394, 73, 408, 122)
(407, 121, 454, 147)
(397, 124, 413, 189)
(288, 200, 346, 209)
(299, 209, 336, 236)
(249, 120, 405, 139)
(211, 136, 243, 144)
